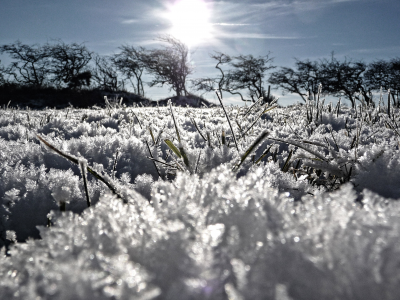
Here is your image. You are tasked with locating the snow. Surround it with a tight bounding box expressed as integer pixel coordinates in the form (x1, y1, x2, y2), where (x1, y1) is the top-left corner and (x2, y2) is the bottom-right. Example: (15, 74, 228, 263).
(0, 99, 400, 299)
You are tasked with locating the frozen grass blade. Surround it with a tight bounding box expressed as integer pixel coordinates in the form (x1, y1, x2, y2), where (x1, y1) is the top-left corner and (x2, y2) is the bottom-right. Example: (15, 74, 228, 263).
(36, 135, 126, 203)
(195, 150, 202, 174)
(235, 119, 243, 135)
(145, 140, 162, 179)
(234, 130, 269, 171)
(239, 105, 277, 140)
(242, 96, 263, 119)
(37, 134, 80, 164)
(146, 156, 178, 170)
(164, 139, 182, 158)
(392, 92, 398, 109)
(190, 117, 207, 141)
(179, 144, 191, 171)
(215, 90, 239, 152)
(171, 158, 185, 172)
(169, 100, 181, 143)
(206, 132, 212, 148)
(268, 137, 328, 162)
(329, 126, 340, 152)
(299, 139, 329, 149)
(155, 126, 165, 145)
(112, 149, 119, 180)
(255, 144, 273, 164)
(79, 160, 91, 207)
(132, 111, 143, 129)
(281, 150, 293, 172)
(148, 127, 156, 145)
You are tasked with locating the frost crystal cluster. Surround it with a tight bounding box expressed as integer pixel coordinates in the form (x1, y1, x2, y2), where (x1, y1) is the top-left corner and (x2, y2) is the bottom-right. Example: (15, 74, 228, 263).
(0, 99, 400, 299)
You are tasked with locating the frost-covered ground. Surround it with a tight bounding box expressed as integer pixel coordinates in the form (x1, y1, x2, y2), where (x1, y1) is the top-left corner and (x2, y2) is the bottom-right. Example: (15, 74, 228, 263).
(1, 98, 400, 299)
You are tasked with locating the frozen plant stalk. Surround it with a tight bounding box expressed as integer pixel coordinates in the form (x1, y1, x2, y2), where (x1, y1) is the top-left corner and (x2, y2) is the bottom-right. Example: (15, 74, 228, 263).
(37, 134, 125, 203)
(79, 159, 91, 207)
(215, 90, 239, 152)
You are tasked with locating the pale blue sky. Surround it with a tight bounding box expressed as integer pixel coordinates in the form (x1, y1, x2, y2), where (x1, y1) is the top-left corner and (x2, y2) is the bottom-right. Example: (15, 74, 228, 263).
(1, 0, 399, 105)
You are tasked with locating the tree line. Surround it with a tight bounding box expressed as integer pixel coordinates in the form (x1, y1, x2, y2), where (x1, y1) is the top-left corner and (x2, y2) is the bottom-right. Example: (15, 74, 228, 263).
(269, 54, 400, 108)
(0, 36, 191, 98)
(0, 37, 399, 107)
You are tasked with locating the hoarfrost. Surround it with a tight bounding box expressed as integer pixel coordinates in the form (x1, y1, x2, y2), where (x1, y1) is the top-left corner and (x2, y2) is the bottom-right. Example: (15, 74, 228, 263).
(1, 103, 400, 299)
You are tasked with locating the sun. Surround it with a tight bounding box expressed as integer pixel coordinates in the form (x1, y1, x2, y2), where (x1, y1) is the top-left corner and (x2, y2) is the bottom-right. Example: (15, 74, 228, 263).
(167, 0, 212, 47)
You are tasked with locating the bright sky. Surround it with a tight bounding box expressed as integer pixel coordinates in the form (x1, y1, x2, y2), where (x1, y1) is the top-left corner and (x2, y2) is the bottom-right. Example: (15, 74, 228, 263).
(0, 0, 399, 106)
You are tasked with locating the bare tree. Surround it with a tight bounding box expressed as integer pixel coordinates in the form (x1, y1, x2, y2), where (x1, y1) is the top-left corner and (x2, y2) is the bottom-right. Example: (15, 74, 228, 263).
(91, 55, 125, 92)
(0, 41, 51, 87)
(193, 52, 275, 102)
(320, 56, 371, 107)
(269, 55, 373, 107)
(0, 60, 6, 85)
(112, 45, 146, 96)
(140, 35, 192, 97)
(48, 40, 93, 89)
(268, 59, 323, 102)
(364, 58, 400, 97)
(191, 52, 232, 97)
(227, 54, 275, 102)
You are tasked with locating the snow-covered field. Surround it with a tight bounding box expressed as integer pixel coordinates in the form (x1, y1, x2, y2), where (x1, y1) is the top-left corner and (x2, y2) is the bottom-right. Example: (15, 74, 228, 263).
(1, 98, 400, 299)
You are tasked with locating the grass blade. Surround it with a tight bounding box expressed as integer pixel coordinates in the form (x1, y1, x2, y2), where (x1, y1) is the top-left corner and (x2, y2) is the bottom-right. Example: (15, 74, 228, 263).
(145, 140, 162, 179)
(132, 111, 143, 129)
(37, 135, 126, 203)
(179, 145, 191, 171)
(169, 100, 181, 143)
(267, 137, 327, 162)
(190, 117, 207, 141)
(164, 139, 182, 158)
(239, 105, 277, 140)
(255, 144, 273, 164)
(233, 130, 269, 171)
(79, 160, 91, 207)
(281, 150, 293, 172)
(206, 132, 212, 148)
(148, 127, 156, 145)
(146, 156, 178, 169)
(195, 150, 202, 174)
(242, 96, 263, 119)
(216, 90, 239, 152)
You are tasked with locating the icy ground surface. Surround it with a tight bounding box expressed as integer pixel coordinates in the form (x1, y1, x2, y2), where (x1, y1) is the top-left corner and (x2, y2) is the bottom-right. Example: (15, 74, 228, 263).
(0, 101, 400, 299)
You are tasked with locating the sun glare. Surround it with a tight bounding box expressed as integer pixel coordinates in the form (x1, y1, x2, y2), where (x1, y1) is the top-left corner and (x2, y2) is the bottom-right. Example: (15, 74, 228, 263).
(167, 0, 212, 47)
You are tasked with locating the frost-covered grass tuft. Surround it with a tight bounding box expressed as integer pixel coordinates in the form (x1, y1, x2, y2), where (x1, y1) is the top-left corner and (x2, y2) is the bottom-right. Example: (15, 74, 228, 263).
(1, 96, 400, 299)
